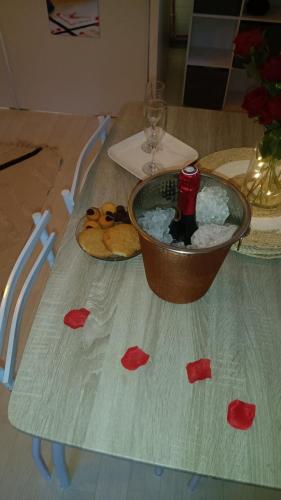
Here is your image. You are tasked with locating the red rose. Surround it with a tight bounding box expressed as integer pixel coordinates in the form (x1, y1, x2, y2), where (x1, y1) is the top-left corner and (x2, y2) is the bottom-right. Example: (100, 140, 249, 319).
(268, 95, 281, 120)
(63, 308, 90, 329)
(260, 55, 281, 81)
(259, 95, 281, 124)
(121, 346, 150, 371)
(234, 29, 264, 57)
(259, 107, 273, 125)
(242, 86, 269, 118)
(227, 400, 256, 430)
(186, 358, 212, 384)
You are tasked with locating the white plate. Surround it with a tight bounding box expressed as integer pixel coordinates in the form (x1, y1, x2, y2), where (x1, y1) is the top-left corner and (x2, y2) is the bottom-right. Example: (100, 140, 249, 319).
(108, 131, 199, 180)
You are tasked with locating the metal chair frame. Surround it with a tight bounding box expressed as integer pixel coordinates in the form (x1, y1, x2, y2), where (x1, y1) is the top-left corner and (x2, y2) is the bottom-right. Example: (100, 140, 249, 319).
(61, 114, 112, 215)
(0, 210, 70, 487)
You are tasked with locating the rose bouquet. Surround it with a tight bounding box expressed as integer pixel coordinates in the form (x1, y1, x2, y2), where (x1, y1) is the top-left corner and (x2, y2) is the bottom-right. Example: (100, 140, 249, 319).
(234, 28, 281, 208)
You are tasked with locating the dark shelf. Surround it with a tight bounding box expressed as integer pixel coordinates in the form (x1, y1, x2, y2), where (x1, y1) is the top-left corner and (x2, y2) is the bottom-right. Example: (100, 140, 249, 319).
(183, 66, 228, 110)
(183, 2, 281, 111)
(193, 0, 243, 17)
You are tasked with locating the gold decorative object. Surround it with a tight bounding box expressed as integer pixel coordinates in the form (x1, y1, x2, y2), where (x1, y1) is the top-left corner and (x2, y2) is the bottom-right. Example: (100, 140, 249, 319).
(233, 28, 281, 210)
(199, 148, 281, 259)
(242, 142, 281, 209)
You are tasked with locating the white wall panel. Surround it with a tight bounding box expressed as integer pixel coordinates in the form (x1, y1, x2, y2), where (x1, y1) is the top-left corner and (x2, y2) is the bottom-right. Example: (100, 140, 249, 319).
(0, 30, 17, 108)
(0, 1, 149, 114)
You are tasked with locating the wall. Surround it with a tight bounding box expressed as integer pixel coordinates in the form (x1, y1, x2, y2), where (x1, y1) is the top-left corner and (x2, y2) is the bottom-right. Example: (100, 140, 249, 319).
(157, 0, 170, 80)
(175, 0, 193, 35)
(0, 31, 17, 108)
(0, 0, 149, 115)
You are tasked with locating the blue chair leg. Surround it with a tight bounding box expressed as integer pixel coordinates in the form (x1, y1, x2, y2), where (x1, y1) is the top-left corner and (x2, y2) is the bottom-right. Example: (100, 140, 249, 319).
(52, 442, 70, 488)
(188, 474, 202, 493)
(154, 466, 164, 477)
(61, 190, 74, 216)
(32, 437, 51, 480)
(32, 212, 55, 267)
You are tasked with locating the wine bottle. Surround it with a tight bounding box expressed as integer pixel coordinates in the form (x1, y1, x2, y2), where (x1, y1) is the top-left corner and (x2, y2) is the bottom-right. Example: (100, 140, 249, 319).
(169, 165, 200, 245)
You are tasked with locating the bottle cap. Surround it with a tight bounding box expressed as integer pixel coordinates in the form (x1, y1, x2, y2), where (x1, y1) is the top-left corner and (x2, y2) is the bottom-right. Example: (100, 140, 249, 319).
(182, 165, 197, 175)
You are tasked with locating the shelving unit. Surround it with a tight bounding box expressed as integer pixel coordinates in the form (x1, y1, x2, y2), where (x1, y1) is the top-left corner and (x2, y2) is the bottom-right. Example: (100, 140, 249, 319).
(182, 0, 281, 111)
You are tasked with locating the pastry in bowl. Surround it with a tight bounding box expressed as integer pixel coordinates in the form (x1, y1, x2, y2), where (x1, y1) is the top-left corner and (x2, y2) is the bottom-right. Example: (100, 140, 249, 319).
(78, 228, 112, 258)
(103, 224, 140, 257)
(76, 202, 141, 260)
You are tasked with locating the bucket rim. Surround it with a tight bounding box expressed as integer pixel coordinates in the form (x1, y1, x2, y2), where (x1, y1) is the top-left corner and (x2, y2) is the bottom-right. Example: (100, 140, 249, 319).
(128, 168, 252, 255)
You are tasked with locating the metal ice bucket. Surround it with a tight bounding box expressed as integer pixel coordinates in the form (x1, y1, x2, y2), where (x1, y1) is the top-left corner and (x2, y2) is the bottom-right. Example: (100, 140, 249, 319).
(128, 168, 251, 304)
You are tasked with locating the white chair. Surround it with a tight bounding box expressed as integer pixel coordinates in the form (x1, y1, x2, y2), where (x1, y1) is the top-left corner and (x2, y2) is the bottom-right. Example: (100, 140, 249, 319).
(0, 210, 55, 388)
(61, 115, 112, 215)
(25, 115, 112, 488)
(0, 210, 66, 484)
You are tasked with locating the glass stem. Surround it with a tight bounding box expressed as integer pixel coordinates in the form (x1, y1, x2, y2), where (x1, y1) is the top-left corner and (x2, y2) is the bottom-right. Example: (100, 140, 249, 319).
(151, 146, 156, 167)
(150, 125, 158, 172)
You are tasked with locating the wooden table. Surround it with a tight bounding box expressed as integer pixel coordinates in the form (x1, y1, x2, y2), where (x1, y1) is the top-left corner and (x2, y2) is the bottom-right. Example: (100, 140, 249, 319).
(8, 103, 281, 489)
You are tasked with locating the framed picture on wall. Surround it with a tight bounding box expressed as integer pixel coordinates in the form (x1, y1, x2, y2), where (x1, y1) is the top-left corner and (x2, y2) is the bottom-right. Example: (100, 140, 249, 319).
(46, 0, 100, 38)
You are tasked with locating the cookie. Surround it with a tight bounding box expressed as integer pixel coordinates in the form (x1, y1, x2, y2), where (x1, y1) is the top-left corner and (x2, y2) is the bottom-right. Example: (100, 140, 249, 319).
(99, 214, 114, 229)
(78, 228, 112, 258)
(86, 207, 101, 221)
(101, 202, 117, 215)
(83, 220, 101, 229)
(103, 224, 140, 257)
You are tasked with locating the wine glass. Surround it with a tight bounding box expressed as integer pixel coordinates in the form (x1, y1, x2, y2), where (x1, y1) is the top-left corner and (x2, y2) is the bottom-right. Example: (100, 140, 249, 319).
(141, 80, 165, 153)
(145, 79, 165, 100)
(142, 99, 167, 176)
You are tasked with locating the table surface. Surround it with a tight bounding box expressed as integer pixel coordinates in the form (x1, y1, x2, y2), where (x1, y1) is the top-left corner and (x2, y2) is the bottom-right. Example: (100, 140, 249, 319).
(9, 103, 281, 489)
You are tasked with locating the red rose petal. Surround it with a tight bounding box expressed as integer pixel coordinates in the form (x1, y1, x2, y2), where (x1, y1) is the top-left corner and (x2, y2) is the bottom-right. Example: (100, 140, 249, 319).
(64, 308, 90, 329)
(121, 346, 150, 371)
(186, 358, 212, 383)
(227, 400, 256, 430)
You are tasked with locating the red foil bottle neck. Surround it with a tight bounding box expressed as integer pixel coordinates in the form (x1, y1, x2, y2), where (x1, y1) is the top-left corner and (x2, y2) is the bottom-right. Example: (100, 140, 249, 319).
(178, 166, 200, 216)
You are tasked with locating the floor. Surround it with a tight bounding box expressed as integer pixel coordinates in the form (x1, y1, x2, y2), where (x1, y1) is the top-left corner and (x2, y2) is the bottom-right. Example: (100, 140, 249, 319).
(1, 108, 281, 499)
(0, 108, 103, 363)
(0, 108, 100, 293)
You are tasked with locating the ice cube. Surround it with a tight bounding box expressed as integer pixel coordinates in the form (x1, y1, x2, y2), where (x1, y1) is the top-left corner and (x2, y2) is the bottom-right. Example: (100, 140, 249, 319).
(136, 189, 237, 249)
(191, 224, 238, 248)
(138, 207, 175, 243)
(196, 186, 229, 226)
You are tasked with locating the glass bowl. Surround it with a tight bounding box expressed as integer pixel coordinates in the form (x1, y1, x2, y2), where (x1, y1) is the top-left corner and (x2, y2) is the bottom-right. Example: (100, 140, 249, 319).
(75, 215, 141, 261)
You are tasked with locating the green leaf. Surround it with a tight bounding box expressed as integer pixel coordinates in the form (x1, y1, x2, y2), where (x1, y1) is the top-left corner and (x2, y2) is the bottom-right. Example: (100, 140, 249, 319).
(264, 82, 281, 96)
(251, 47, 268, 66)
(266, 121, 281, 132)
(244, 61, 262, 82)
(260, 129, 281, 160)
